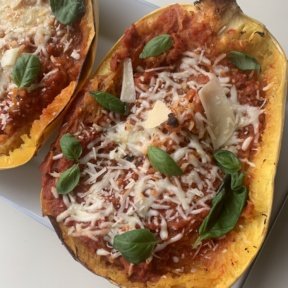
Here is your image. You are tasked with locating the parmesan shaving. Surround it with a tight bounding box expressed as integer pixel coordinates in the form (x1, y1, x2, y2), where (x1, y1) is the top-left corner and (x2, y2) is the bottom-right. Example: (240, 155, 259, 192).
(1, 48, 20, 67)
(199, 77, 236, 149)
(142, 100, 171, 129)
(120, 58, 136, 103)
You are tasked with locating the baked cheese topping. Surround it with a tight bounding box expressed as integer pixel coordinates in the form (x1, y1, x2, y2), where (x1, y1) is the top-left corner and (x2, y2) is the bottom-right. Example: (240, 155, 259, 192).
(0, 0, 82, 134)
(51, 48, 266, 259)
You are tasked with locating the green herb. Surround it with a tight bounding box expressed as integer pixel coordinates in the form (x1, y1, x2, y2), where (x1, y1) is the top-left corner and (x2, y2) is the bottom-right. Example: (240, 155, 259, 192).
(196, 176, 248, 244)
(198, 177, 228, 237)
(228, 51, 260, 72)
(90, 91, 127, 115)
(147, 146, 183, 176)
(194, 151, 248, 246)
(50, 0, 85, 25)
(60, 134, 82, 161)
(113, 229, 157, 264)
(56, 164, 80, 195)
(231, 172, 244, 190)
(12, 54, 41, 88)
(140, 34, 173, 59)
(214, 150, 241, 174)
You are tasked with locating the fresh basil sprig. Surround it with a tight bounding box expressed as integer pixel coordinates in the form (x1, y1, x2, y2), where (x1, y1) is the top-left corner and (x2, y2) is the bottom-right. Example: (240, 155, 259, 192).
(12, 54, 41, 88)
(113, 229, 157, 264)
(194, 150, 248, 246)
(195, 176, 248, 244)
(50, 0, 85, 25)
(140, 34, 173, 59)
(214, 150, 241, 174)
(90, 91, 127, 115)
(56, 164, 80, 195)
(147, 146, 183, 176)
(228, 51, 260, 72)
(60, 134, 82, 161)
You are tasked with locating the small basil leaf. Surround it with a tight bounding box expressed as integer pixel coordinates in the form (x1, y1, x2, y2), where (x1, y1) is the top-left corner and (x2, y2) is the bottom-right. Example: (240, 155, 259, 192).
(147, 146, 183, 176)
(140, 34, 173, 59)
(12, 54, 41, 88)
(113, 229, 157, 264)
(231, 172, 244, 190)
(50, 0, 85, 25)
(60, 134, 82, 161)
(90, 91, 127, 115)
(214, 150, 241, 174)
(56, 164, 80, 195)
(228, 51, 260, 72)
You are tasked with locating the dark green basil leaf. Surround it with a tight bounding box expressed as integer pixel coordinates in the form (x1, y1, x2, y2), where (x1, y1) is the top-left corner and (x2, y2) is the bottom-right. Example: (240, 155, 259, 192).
(228, 51, 260, 72)
(195, 151, 248, 246)
(198, 186, 248, 242)
(231, 172, 244, 190)
(50, 0, 85, 25)
(195, 173, 248, 245)
(214, 150, 241, 174)
(12, 54, 41, 88)
(60, 134, 82, 161)
(140, 34, 173, 59)
(90, 91, 127, 115)
(56, 164, 80, 195)
(147, 146, 183, 176)
(113, 229, 157, 264)
(198, 176, 229, 236)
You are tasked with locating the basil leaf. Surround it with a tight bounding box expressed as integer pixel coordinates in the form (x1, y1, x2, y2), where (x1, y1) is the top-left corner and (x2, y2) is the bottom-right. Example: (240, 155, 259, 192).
(113, 229, 157, 264)
(231, 172, 244, 190)
(90, 91, 127, 115)
(198, 186, 248, 241)
(147, 146, 183, 176)
(12, 54, 41, 88)
(60, 134, 82, 161)
(140, 34, 173, 59)
(198, 176, 229, 235)
(195, 151, 248, 246)
(195, 174, 248, 245)
(228, 51, 260, 72)
(50, 0, 85, 25)
(214, 150, 241, 174)
(56, 164, 80, 195)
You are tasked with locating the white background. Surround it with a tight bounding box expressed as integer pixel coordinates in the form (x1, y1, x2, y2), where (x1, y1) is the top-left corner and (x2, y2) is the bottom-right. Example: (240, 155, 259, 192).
(0, 1, 287, 288)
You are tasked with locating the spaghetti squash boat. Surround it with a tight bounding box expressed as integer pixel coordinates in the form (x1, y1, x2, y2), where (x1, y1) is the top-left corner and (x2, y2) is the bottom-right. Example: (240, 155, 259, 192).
(0, 0, 97, 169)
(41, 0, 287, 287)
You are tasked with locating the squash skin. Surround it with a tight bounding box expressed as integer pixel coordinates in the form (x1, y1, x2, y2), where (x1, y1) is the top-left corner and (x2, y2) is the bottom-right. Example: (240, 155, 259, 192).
(0, 0, 97, 170)
(42, 0, 287, 287)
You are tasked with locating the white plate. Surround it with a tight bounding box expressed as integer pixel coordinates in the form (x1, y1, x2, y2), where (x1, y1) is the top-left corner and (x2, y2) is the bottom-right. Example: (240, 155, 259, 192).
(0, 1, 287, 287)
